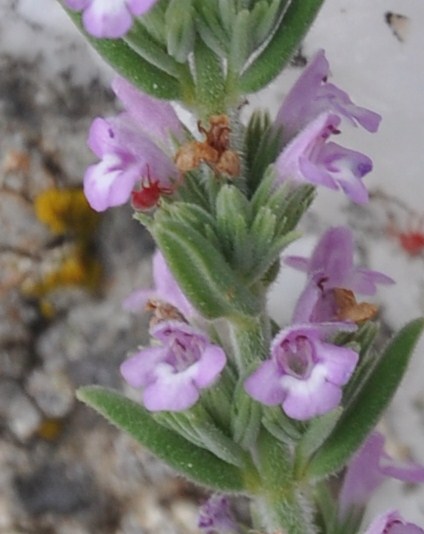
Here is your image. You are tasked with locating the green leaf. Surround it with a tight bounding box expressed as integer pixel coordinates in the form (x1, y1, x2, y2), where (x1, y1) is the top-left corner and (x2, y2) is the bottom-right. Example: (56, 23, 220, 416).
(154, 404, 247, 467)
(262, 405, 303, 444)
(239, 0, 325, 93)
(340, 322, 380, 403)
(194, 0, 229, 55)
(152, 220, 260, 318)
(77, 386, 245, 492)
(194, 36, 226, 115)
(245, 230, 299, 285)
(165, 0, 196, 63)
(61, 7, 181, 100)
(256, 429, 313, 533)
(247, 127, 283, 195)
(272, 184, 316, 236)
(218, 0, 237, 35)
(306, 318, 424, 480)
(163, 202, 220, 247)
(244, 110, 272, 195)
(254, 0, 289, 47)
(125, 21, 181, 77)
(250, 207, 277, 258)
(228, 10, 251, 74)
(294, 408, 342, 477)
(215, 185, 251, 267)
(257, 428, 293, 490)
(231, 381, 262, 449)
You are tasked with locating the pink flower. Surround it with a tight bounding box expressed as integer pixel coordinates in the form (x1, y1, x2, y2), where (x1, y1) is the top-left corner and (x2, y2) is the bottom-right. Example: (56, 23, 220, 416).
(123, 249, 194, 319)
(276, 49, 381, 142)
(244, 322, 358, 420)
(198, 494, 240, 534)
(340, 432, 424, 525)
(64, 0, 158, 39)
(363, 510, 424, 534)
(273, 50, 381, 204)
(285, 226, 394, 323)
(120, 321, 226, 411)
(275, 112, 373, 204)
(84, 77, 182, 212)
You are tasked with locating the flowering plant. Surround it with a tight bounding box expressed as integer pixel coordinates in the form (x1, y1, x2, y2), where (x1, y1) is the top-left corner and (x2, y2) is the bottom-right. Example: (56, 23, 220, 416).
(59, 1, 424, 532)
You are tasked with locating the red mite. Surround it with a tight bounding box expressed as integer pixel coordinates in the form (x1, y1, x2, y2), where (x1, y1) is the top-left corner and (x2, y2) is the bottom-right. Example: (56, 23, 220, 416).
(394, 230, 424, 256)
(131, 172, 173, 211)
(388, 218, 424, 256)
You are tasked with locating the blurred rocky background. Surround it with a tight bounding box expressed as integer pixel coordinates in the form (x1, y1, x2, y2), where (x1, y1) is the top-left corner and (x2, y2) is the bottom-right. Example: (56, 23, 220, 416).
(1, 0, 424, 532)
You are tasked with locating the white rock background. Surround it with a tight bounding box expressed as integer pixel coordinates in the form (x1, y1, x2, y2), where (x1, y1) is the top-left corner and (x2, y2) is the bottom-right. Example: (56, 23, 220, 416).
(2, 0, 424, 529)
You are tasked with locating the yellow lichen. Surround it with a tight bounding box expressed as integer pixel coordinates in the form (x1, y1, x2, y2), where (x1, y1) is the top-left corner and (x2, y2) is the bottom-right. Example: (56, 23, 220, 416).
(34, 187, 99, 237)
(21, 187, 103, 316)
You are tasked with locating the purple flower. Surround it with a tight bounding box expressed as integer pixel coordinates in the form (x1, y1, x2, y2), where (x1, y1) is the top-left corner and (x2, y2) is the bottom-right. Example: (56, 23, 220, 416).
(120, 321, 226, 411)
(84, 77, 182, 212)
(244, 323, 358, 420)
(275, 112, 373, 204)
(123, 249, 195, 319)
(340, 432, 424, 523)
(285, 226, 394, 323)
(363, 510, 424, 534)
(198, 494, 240, 534)
(273, 50, 381, 203)
(276, 49, 381, 142)
(64, 0, 158, 39)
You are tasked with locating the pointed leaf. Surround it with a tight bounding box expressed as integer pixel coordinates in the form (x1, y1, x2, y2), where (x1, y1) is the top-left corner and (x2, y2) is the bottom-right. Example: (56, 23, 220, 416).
(228, 10, 251, 73)
(254, 0, 288, 47)
(194, 36, 226, 115)
(239, 0, 325, 93)
(194, 0, 229, 55)
(125, 21, 181, 77)
(61, 7, 181, 100)
(218, 0, 237, 35)
(294, 408, 343, 476)
(152, 220, 260, 318)
(154, 405, 247, 468)
(165, 0, 196, 63)
(77, 386, 245, 492)
(306, 318, 424, 480)
(231, 381, 262, 449)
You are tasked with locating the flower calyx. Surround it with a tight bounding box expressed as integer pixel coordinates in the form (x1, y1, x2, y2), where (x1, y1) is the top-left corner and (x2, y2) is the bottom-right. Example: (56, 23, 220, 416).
(145, 298, 188, 326)
(332, 288, 378, 323)
(175, 115, 240, 178)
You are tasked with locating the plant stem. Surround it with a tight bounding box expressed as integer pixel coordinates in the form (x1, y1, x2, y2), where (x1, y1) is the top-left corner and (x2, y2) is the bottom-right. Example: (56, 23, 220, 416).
(254, 429, 317, 533)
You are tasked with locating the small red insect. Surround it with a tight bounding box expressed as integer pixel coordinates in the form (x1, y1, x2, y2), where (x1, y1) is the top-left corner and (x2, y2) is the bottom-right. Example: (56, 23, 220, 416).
(392, 229, 424, 256)
(131, 169, 174, 211)
(368, 190, 424, 257)
(387, 216, 424, 256)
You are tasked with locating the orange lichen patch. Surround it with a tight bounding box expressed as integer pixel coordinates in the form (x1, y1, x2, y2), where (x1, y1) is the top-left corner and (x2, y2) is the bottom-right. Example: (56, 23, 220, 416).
(34, 187, 99, 237)
(21, 244, 102, 303)
(4, 186, 104, 316)
(175, 114, 240, 178)
(333, 288, 378, 323)
(2, 149, 31, 175)
(36, 418, 64, 441)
